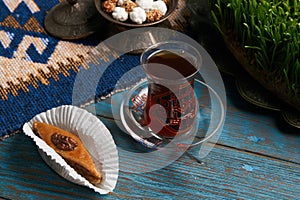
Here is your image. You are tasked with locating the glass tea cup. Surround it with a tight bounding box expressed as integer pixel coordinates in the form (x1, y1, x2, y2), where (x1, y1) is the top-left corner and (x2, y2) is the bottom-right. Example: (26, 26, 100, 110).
(139, 41, 202, 139)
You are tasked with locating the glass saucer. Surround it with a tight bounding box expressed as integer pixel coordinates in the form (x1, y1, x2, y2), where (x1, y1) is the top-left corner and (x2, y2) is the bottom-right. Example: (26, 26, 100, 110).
(117, 79, 225, 149)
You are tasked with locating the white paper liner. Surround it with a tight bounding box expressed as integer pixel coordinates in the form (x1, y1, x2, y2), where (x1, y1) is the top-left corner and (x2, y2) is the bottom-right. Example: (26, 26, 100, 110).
(23, 105, 119, 194)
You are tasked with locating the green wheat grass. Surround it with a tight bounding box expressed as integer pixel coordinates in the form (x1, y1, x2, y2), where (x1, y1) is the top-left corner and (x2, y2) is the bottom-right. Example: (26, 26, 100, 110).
(211, 0, 300, 96)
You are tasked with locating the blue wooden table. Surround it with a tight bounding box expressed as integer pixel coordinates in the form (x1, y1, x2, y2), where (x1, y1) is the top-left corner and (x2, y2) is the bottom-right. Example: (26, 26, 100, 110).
(1, 71, 300, 199)
(1, 0, 300, 198)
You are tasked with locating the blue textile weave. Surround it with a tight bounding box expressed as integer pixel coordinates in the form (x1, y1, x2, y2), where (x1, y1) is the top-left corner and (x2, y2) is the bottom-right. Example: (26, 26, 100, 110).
(0, 0, 144, 138)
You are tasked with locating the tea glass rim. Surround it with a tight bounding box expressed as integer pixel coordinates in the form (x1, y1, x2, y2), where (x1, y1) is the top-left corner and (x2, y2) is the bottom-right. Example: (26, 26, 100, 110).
(140, 40, 202, 84)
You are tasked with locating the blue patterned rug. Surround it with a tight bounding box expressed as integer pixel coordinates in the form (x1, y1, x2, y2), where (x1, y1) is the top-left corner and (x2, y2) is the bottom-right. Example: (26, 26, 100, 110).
(0, 0, 190, 139)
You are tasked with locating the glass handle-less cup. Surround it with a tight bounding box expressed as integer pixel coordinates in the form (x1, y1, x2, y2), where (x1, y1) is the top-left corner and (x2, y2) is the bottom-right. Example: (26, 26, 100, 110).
(140, 41, 202, 139)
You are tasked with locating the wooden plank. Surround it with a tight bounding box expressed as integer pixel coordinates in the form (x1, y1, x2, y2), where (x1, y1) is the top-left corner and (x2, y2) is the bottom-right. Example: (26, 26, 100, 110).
(101, 117, 300, 199)
(0, 121, 299, 199)
(86, 75, 300, 164)
(221, 75, 300, 164)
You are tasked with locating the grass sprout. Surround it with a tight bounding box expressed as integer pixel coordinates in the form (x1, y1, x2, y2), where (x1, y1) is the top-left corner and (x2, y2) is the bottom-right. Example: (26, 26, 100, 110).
(211, 0, 300, 96)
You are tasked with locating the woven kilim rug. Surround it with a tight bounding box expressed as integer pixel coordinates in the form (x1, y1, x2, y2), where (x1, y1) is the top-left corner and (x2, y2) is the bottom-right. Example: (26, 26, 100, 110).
(0, 0, 196, 139)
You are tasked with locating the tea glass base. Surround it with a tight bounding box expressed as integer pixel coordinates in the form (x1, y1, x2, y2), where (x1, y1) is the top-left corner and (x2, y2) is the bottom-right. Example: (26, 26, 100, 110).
(117, 79, 225, 150)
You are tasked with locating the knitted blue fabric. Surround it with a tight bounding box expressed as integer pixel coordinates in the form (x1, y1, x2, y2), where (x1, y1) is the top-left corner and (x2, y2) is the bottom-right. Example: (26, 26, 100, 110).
(0, 0, 144, 138)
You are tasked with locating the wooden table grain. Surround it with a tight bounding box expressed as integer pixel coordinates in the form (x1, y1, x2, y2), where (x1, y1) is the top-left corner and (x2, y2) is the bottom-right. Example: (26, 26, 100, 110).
(0, 0, 299, 198)
(1, 73, 299, 200)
